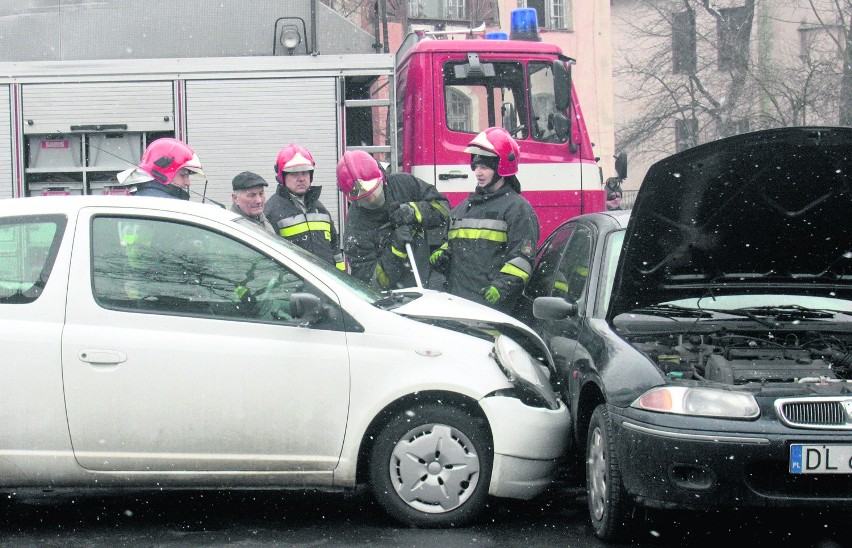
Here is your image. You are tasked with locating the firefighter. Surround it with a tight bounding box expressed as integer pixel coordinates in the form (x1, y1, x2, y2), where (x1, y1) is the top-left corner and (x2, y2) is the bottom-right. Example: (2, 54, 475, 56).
(230, 171, 276, 236)
(117, 137, 205, 200)
(264, 144, 345, 269)
(430, 127, 539, 314)
(336, 150, 450, 291)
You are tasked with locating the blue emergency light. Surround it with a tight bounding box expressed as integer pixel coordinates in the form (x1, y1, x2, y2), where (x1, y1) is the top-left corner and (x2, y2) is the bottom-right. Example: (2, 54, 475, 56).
(486, 31, 509, 40)
(510, 8, 541, 41)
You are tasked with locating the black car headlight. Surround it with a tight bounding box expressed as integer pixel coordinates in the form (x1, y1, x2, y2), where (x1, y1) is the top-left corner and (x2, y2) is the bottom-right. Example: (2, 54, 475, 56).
(632, 386, 760, 419)
(493, 335, 560, 410)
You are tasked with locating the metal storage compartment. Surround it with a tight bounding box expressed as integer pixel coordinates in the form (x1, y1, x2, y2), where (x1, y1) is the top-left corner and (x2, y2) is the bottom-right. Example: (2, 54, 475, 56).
(88, 133, 143, 169)
(27, 135, 83, 169)
(27, 181, 84, 196)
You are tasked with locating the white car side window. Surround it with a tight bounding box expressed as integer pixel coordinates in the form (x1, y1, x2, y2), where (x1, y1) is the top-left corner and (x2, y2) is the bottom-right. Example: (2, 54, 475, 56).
(91, 216, 331, 326)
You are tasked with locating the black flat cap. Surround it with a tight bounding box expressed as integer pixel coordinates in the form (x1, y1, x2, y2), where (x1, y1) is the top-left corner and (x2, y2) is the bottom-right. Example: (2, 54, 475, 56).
(232, 171, 269, 190)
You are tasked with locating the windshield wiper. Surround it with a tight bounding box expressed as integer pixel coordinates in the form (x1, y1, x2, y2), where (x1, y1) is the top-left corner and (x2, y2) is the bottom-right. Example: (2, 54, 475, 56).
(629, 303, 715, 319)
(731, 305, 839, 320)
(374, 291, 420, 310)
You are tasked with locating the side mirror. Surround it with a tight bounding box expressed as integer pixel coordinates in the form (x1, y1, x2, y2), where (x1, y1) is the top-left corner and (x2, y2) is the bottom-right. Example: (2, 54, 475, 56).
(552, 60, 571, 112)
(549, 112, 570, 141)
(290, 292, 324, 324)
(502, 102, 518, 133)
(533, 296, 578, 321)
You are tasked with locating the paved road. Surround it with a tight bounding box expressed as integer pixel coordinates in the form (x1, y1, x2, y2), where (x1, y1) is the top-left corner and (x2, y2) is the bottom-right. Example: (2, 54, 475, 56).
(0, 480, 845, 547)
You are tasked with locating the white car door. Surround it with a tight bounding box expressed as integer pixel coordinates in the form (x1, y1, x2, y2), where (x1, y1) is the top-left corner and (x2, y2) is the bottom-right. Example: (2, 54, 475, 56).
(61, 208, 350, 473)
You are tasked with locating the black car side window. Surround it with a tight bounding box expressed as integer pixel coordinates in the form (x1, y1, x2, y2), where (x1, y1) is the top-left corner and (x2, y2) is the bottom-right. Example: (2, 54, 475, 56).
(554, 225, 593, 302)
(526, 223, 574, 299)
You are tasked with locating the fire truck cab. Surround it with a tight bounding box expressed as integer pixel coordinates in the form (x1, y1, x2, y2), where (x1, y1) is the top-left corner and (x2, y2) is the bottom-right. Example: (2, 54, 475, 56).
(396, 11, 604, 243)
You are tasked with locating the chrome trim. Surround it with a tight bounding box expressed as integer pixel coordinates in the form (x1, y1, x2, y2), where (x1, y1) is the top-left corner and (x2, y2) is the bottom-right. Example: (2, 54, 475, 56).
(621, 421, 770, 445)
(774, 396, 852, 430)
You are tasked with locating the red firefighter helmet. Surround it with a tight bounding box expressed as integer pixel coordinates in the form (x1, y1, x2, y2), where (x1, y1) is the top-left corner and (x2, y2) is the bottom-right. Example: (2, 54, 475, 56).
(336, 150, 384, 201)
(275, 144, 315, 183)
(137, 138, 204, 184)
(464, 127, 520, 177)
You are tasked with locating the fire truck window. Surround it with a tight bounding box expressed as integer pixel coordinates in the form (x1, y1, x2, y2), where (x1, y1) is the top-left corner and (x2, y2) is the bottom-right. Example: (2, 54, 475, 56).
(529, 62, 568, 143)
(443, 61, 528, 139)
(91, 216, 341, 329)
(0, 215, 65, 304)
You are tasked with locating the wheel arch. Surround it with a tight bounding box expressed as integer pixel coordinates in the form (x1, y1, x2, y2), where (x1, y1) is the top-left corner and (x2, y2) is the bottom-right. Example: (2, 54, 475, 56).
(355, 390, 488, 485)
(575, 379, 606, 453)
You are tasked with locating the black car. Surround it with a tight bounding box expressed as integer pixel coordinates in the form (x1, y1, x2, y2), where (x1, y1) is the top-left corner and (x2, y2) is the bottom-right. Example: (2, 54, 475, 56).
(517, 127, 852, 541)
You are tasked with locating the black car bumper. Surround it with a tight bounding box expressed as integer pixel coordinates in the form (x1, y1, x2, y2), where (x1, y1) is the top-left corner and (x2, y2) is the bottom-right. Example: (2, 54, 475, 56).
(609, 406, 852, 510)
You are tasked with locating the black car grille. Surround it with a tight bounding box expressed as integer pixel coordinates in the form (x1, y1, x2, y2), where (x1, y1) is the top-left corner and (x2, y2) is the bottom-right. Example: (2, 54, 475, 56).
(775, 397, 852, 430)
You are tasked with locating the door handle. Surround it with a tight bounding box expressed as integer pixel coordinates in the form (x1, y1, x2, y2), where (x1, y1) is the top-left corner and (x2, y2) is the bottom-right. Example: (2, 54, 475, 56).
(79, 349, 127, 365)
(438, 172, 469, 180)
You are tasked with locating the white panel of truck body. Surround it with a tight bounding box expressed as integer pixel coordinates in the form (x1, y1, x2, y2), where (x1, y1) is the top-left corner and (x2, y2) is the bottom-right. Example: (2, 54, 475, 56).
(0, 85, 10, 198)
(21, 82, 174, 134)
(185, 78, 340, 221)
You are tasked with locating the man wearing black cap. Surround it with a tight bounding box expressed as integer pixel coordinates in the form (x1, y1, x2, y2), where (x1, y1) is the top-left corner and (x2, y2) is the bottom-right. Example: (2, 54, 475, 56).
(231, 171, 276, 236)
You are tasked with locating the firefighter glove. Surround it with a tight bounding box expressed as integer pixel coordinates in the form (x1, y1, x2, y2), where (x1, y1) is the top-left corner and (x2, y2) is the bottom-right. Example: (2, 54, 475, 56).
(429, 247, 445, 265)
(389, 202, 418, 226)
(391, 224, 414, 248)
(481, 285, 501, 305)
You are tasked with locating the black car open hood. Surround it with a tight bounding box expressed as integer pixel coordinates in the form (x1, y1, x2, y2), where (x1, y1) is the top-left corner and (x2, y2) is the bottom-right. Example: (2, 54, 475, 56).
(610, 127, 852, 318)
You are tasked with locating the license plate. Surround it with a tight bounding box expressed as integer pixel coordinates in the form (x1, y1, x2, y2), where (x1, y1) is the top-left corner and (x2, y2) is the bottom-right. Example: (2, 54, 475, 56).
(789, 444, 852, 474)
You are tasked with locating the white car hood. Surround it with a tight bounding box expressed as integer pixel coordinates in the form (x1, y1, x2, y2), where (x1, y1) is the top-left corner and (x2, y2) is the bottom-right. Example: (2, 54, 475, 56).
(392, 289, 554, 367)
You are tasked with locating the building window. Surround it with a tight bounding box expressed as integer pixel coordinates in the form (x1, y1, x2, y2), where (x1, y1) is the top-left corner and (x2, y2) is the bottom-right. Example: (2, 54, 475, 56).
(408, 0, 467, 21)
(717, 118, 750, 139)
(674, 118, 698, 152)
(519, 0, 573, 31)
(717, 6, 751, 71)
(446, 88, 472, 132)
(672, 10, 696, 74)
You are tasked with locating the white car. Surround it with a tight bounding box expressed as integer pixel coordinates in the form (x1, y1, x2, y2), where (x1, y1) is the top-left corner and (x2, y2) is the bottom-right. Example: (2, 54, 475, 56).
(0, 196, 568, 527)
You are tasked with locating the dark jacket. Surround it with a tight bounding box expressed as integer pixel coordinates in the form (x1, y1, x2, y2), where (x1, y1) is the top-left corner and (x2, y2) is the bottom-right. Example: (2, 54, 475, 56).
(229, 203, 276, 236)
(343, 173, 450, 290)
(443, 185, 539, 313)
(264, 185, 343, 268)
(134, 181, 190, 200)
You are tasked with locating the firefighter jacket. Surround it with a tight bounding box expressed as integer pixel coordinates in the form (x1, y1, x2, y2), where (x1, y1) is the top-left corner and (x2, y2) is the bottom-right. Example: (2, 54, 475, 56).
(264, 185, 344, 269)
(343, 173, 450, 291)
(135, 181, 189, 200)
(442, 184, 539, 314)
(229, 203, 276, 236)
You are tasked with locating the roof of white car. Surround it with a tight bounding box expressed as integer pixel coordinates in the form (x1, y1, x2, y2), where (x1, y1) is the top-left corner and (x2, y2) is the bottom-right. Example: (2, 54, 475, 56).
(0, 195, 238, 223)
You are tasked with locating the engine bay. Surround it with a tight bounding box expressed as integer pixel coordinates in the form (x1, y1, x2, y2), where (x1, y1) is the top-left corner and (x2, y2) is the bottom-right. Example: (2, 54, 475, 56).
(629, 328, 852, 385)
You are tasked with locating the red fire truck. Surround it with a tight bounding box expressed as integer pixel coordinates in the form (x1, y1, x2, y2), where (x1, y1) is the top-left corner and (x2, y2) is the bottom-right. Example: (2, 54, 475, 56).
(0, 1, 604, 241)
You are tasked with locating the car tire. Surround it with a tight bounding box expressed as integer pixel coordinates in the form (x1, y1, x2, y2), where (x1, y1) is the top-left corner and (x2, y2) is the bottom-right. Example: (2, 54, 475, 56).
(586, 403, 635, 541)
(369, 403, 493, 527)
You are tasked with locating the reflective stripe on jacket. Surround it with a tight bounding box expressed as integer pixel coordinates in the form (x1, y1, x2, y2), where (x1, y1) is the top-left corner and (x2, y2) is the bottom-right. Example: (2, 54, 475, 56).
(264, 185, 343, 267)
(446, 185, 539, 313)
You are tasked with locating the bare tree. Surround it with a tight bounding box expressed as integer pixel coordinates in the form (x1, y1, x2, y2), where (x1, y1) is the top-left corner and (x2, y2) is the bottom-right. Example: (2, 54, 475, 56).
(805, 0, 852, 125)
(614, 0, 846, 165)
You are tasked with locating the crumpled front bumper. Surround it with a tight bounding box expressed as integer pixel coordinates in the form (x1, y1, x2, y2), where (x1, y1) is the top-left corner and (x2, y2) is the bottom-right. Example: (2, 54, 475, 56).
(479, 395, 570, 500)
